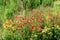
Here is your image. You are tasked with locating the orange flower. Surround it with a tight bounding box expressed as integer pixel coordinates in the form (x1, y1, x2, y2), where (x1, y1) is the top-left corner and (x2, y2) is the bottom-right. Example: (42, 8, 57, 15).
(36, 18, 43, 23)
(6, 19, 12, 23)
(17, 24, 24, 29)
(23, 18, 28, 24)
(38, 27, 42, 31)
(13, 22, 17, 24)
(23, 18, 32, 24)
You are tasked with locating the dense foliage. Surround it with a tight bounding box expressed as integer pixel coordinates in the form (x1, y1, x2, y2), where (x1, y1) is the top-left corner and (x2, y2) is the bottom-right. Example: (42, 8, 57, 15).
(0, 0, 60, 40)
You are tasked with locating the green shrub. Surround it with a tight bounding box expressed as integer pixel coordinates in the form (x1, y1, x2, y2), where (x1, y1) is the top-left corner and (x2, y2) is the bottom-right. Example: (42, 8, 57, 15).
(0, 0, 21, 27)
(53, 1, 60, 11)
(54, 28, 60, 40)
(23, 0, 40, 9)
(42, 0, 53, 6)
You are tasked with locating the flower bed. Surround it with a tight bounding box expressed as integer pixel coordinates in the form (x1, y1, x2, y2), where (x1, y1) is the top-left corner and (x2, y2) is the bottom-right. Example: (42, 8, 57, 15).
(1, 9, 60, 40)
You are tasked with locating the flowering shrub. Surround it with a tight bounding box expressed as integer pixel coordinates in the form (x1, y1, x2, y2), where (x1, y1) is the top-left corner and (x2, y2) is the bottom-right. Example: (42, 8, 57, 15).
(0, 0, 60, 40)
(1, 9, 60, 40)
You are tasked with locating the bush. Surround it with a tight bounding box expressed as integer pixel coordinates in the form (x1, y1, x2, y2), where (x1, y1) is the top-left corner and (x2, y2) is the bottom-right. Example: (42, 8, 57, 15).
(42, 0, 53, 6)
(53, 1, 60, 10)
(23, 0, 40, 9)
(1, 9, 60, 40)
(0, 0, 60, 40)
(0, 0, 21, 28)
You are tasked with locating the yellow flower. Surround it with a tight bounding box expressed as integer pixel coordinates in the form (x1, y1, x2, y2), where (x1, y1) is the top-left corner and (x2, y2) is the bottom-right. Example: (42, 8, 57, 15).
(48, 32, 53, 35)
(30, 38, 33, 40)
(34, 35, 37, 37)
(56, 25, 60, 29)
(42, 27, 51, 33)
